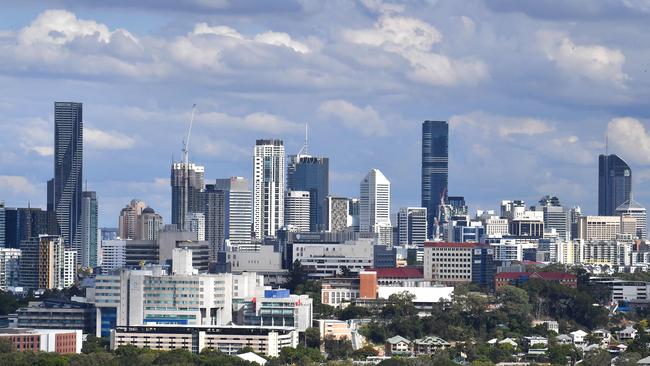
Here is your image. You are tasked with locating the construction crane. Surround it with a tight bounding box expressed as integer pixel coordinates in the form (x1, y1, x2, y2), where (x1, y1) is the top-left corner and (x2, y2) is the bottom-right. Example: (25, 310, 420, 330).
(434, 188, 447, 241)
(180, 104, 197, 230)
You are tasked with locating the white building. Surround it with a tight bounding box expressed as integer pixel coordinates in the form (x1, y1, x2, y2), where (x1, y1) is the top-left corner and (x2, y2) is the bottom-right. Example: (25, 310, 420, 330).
(0, 248, 20, 290)
(215, 177, 253, 248)
(360, 169, 391, 245)
(398, 207, 427, 246)
(285, 191, 311, 232)
(99, 239, 126, 271)
(616, 199, 647, 240)
(292, 238, 375, 278)
(253, 139, 285, 238)
(489, 239, 537, 262)
(185, 212, 205, 241)
(578, 216, 621, 242)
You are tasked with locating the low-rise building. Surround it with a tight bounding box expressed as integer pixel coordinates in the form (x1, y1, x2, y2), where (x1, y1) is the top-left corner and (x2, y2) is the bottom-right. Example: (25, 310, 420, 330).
(423, 242, 495, 288)
(233, 289, 313, 332)
(321, 277, 359, 307)
(15, 299, 96, 334)
(385, 335, 411, 356)
(494, 272, 577, 291)
(366, 267, 424, 286)
(523, 336, 548, 355)
(110, 325, 297, 357)
(413, 336, 450, 355)
(615, 326, 637, 341)
(0, 328, 82, 354)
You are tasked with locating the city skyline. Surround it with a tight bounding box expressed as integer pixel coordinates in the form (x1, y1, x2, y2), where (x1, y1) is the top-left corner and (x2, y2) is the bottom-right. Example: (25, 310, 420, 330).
(1, 2, 650, 227)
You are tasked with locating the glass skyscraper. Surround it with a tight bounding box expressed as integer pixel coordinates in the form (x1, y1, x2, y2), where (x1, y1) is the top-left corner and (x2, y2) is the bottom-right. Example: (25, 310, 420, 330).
(54, 102, 83, 262)
(598, 154, 632, 216)
(421, 120, 448, 238)
(287, 155, 329, 231)
(170, 162, 205, 229)
(81, 191, 98, 267)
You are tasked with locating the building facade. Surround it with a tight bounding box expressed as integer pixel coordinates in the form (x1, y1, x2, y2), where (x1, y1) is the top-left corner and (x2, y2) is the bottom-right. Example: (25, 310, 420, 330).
(287, 155, 329, 231)
(599, 154, 632, 216)
(397, 207, 428, 246)
(171, 162, 205, 229)
(423, 242, 495, 288)
(325, 196, 349, 232)
(81, 191, 98, 267)
(422, 121, 448, 238)
(616, 199, 647, 240)
(285, 191, 311, 232)
(360, 169, 391, 245)
(253, 139, 285, 238)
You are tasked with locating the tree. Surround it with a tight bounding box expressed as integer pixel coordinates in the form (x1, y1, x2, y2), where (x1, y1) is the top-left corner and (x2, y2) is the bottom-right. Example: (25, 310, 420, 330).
(0, 338, 14, 353)
(81, 335, 108, 354)
(615, 352, 642, 366)
(286, 260, 307, 291)
(305, 327, 321, 349)
(583, 349, 611, 366)
(338, 305, 371, 320)
(352, 345, 378, 360)
(324, 335, 353, 360)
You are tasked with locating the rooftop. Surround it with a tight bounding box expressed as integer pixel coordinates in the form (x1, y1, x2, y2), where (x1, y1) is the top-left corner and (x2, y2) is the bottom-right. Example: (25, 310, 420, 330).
(424, 242, 481, 248)
(367, 267, 424, 278)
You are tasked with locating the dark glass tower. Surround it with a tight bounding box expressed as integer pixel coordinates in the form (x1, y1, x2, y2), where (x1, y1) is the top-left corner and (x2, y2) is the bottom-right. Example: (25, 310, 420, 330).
(287, 156, 329, 231)
(171, 163, 205, 229)
(54, 102, 83, 261)
(599, 154, 632, 216)
(422, 120, 448, 237)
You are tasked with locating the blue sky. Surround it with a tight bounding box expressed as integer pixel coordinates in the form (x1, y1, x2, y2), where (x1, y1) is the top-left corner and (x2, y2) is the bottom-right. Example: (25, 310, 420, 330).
(1, 0, 650, 227)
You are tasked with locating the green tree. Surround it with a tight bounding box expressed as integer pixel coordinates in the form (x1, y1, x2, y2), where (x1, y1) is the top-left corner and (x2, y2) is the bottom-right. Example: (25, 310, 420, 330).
(305, 327, 321, 349)
(615, 352, 642, 366)
(0, 338, 14, 353)
(286, 260, 308, 291)
(583, 349, 611, 366)
(352, 345, 378, 360)
(323, 335, 353, 360)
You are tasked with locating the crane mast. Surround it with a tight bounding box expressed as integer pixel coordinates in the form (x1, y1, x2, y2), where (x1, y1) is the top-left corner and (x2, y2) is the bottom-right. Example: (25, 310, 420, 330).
(181, 104, 197, 230)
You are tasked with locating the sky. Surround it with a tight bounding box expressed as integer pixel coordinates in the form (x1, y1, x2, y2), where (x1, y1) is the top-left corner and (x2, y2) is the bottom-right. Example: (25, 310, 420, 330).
(1, 0, 650, 227)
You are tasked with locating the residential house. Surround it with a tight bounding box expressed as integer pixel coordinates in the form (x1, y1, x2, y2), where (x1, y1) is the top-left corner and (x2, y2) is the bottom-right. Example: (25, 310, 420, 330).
(413, 336, 450, 355)
(385, 335, 412, 356)
(616, 326, 638, 341)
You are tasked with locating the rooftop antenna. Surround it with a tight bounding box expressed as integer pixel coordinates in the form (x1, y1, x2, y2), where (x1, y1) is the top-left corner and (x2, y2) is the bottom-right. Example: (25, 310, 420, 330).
(181, 104, 197, 229)
(298, 122, 309, 156)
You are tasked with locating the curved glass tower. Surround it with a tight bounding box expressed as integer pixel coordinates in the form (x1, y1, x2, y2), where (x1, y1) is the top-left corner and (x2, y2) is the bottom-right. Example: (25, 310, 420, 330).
(598, 154, 632, 216)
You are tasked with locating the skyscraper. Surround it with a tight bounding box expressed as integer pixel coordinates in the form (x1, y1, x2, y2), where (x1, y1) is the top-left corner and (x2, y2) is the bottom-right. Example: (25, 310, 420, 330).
(287, 156, 329, 231)
(118, 199, 145, 240)
(534, 195, 570, 240)
(54, 102, 83, 263)
(616, 199, 647, 240)
(599, 154, 632, 216)
(171, 162, 205, 229)
(4, 207, 48, 249)
(285, 190, 311, 232)
(81, 191, 98, 268)
(215, 177, 252, 248)
(325, 196, 350, 232)
(253, 139, 285, 238)
(421, 121, 448, 238)
(137, 207, 163, 241)
(360, 169, 391, 245)
(397, 207, 428, 246)
(0, 201, 5, 248)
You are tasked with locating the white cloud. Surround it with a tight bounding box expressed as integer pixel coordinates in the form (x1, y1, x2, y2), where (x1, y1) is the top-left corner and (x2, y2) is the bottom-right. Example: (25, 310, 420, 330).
(607, 117, 650, 164)
(85, 128, 137, 150)
(0, 175, 37, 195)
(450, 111, 554, 138)
(192, 138, 250, 160)
(538, 30, 628, 87)
(193, 22, 310, 53)
(2, 117, 53, 156)
(359, 0, 405, 14)
(318, 99, 388, 137)
(342, 15, 488, 86)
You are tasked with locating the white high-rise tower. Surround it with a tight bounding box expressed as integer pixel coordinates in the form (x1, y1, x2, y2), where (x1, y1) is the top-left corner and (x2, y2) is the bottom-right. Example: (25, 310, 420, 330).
(360, 169, 392, 245)
(253, 139, 285, 238)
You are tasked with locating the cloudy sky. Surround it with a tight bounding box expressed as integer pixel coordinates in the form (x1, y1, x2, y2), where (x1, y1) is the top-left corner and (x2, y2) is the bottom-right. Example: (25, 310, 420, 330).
(1, 0, 650, 227)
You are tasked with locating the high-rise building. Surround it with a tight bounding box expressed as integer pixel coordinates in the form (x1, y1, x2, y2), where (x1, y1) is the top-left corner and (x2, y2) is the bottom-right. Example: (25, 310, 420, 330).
(349, 198, 360, 232)
(599, 154, 632, 216)
(360, 169, 391, 245)
(81, 191, 98, 268)
(202, 184, 227, 258)
(285, 191, 311, 232)
(616, 199, 647, 240)
(0, 248, 20, 290)
(137, 207, 163, 241)
(185, 212, 205, 241)
(215, 177, 253, 248)
(325, 196, 350, 233)
(570, 206, 582, 240)
(0, 201, 5, 247)
(448, 196, 467, 216)
(4, 207, 48, 249)
(54, 102, 83, 264)
(253, 139, 285, 238)
(19, 235, 76, 290)
(287, 156, 329, 231)
(118, 199, 145, 240)
(397, 207, 427, 246)
(422, 121, 448, 238)
(577, 216, 622, 242)
(171, 162, 205, 229)
(46, 178, 58, 236)
(533, 195, 570, 240)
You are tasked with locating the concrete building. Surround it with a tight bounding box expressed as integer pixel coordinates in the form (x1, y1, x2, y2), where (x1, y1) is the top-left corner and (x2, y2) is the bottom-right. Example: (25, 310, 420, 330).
(137, 207, 163, 241)
(578, 216, 622, 241)
(285, 191, 311, 232)
(253, 139, 285, 239)
(291, 238, 375, 278)
(398, 207, 427, 246)
(360, 169, 392, 245)
(321, 277, 360, 307)
(325, 196, 350, 232)
(287, 154, 329, 232)
(171, 162, 205, 230)
(118, 199, 145, 240)
(0, 328, 82, 354)
(233, 289, 313, 331)
(583, 240, 632, 266)
(19, 235, 76, 290)
(81, 191, 98, 268)
(110, 325, 297, 357)
(99, 239, 126, 271)
(533, 196, 570, 241)
(219, 246, 285, 285)
(616, 199, 647, 240)
(90, 266, 264, 337)
(478, 211, 509, 237)
(423, 242, 495, 288)
(184, 212, 205, 241)
(15, 299, 96, 334)
(0, 201, 4, 247)
(0, 248, 20, 290)
(213, 177, 253, 250)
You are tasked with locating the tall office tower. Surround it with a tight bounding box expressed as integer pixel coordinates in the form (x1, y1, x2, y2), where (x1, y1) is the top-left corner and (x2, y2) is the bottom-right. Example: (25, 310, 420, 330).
(81, 191, 98, 268)
(202, 184, 226, 258)
(360, 169, 392, 245)
(0, 201, 4, 247)
(422, 120, 448, 238)
(0, 248, 20, 290)
(349, 198, 360, 232)
(171, 162, 205, 229)
(54, 102, 83, 264)
(599, 154, 632, 216)
(325, 196, 350, 232)
(285, 191, 311, 232)
(137, 207, 163, 241)
(185, 212, 205, 241)
(578, 216, 621, 242)
(253, 139, 285, 238)
(287, 156, 329, 231)
(118, 199, 145, 239)
(534, 195, 570, 240)
(397, 207, 428, 246)
(20, 235, 76, 290)
(4, 207, 48, 249)
(569, 206, 582, 239)
(215, 177, 253, 248)
(616, 199, 647, 239)
(46, 178, 58, 235)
